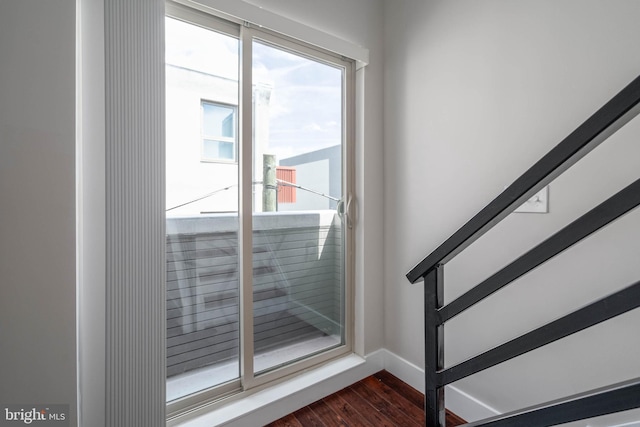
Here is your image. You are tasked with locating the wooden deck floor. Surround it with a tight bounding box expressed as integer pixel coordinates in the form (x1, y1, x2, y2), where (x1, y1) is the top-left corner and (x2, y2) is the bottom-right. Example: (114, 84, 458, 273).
(265, 370, 466, 427)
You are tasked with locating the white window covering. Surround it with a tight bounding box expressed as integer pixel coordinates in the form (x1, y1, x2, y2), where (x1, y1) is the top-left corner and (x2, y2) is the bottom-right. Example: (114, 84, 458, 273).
(104, 0, 166, 425)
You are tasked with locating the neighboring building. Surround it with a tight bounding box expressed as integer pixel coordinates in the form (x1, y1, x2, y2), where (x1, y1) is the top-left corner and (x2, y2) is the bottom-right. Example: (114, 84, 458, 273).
(166, 63, 272, 216)
(279, 144, 342, 211)
(166, 62, 342, 215)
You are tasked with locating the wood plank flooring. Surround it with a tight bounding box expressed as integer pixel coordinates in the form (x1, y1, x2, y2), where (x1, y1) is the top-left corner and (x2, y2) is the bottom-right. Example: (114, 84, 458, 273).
(265, 370, 466, 427)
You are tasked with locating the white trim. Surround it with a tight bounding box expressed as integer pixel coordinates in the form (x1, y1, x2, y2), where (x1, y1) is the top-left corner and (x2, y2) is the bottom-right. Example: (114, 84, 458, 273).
(178, 0, 369, 68)
(239, 23, 256, 390)
(167, 347, 505, 426)
(378, 349, 501, 423)
(609, 421, 640, 427)
(77, 0, 106, 425)
(167, 1, 239, 37)
(75, 0, 84, 423)
(169, 353, 381, 427)
(363, 348, 387, 372)
(380, 348, 425, 391)
(446, 384, 501, 423)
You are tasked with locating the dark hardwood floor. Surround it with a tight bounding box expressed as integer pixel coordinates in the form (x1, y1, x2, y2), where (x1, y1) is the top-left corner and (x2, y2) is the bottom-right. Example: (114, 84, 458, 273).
(265, 370, 466, 427)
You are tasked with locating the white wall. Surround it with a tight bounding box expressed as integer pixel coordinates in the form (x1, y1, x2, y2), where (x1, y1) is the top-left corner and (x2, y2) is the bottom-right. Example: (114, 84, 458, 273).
(384, 0, 640, 423)
(0, 0, 77, 424)
(240, 0, 386, 355)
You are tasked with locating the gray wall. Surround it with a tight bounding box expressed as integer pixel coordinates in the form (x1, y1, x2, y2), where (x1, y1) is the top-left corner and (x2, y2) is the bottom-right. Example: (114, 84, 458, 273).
(384, 0, 640, 423)
(0, 0, 77, 423)
(280, 145, 342, 211)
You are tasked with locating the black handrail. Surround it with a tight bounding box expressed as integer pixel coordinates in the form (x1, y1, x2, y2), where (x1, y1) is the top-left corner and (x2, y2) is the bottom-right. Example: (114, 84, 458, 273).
(406, 74, 640, 284)
(407, 74, 640, 427)
(439, 280, 640, 386)
(439, 177, 640, 323)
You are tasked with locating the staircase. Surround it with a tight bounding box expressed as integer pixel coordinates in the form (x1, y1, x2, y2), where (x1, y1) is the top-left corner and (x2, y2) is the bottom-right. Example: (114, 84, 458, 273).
(407, 75, 640, 426)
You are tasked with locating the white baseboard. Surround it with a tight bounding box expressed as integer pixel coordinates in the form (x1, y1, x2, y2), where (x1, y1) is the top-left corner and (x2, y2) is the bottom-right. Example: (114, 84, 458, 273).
(379, 348, 425, 391)
(445, 384, 501, 423)
(609, 422, 640, 427)
(171, 348, 500, 426)
(172, 353, 382, 427)
(378, 349, 501, 423)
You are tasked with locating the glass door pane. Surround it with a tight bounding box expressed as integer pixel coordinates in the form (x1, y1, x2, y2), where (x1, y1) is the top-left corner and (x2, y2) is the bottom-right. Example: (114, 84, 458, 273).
(251, 40, 346, 374)
(165, 16, 240, 401)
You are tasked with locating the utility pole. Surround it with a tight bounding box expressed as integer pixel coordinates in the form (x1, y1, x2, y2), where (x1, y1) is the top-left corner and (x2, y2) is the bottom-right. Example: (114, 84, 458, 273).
(262, 154, 277, 212)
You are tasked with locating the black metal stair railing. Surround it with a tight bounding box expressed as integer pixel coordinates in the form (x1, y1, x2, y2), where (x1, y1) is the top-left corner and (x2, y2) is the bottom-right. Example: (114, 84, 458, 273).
(406, 74, 640, 427)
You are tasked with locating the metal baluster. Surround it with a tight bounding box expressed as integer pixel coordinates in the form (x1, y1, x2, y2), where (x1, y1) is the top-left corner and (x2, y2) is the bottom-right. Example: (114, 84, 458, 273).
(425, 265, 445, 427)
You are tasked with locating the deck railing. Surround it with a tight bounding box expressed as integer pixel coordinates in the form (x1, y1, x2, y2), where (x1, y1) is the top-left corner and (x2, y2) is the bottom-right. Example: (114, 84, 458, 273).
(407, 75, 640, 426)
(167, 211, 342, 378)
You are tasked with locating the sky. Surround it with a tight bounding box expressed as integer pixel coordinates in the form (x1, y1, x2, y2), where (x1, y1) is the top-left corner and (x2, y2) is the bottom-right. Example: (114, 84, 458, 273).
(166, 17, 343, 161)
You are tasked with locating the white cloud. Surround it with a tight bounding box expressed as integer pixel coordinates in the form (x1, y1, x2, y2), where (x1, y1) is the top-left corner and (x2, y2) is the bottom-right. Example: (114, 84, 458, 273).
(303, 123, 323, 131)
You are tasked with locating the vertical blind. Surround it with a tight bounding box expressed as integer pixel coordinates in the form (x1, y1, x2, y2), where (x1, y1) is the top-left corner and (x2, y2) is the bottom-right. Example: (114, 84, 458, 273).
(105, 0, 166, 425)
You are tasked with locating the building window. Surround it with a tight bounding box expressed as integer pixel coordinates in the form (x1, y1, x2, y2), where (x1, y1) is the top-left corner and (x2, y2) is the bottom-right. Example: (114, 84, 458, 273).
(202, 101, 236, 162)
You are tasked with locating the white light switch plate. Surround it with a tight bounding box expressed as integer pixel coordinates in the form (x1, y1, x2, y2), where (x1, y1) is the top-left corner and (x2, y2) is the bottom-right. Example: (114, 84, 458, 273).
(515, 186, 549, 213)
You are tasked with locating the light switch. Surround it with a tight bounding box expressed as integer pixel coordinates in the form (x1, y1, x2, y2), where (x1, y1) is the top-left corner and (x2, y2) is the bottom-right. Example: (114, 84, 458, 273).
(514, 186, 549, 213)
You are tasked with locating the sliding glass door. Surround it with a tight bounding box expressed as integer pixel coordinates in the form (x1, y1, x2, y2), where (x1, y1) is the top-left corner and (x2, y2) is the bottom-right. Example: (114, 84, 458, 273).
(165, 3, 354, 410)
(251, 39, 346, 374)
(165, 13, 241, 402)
